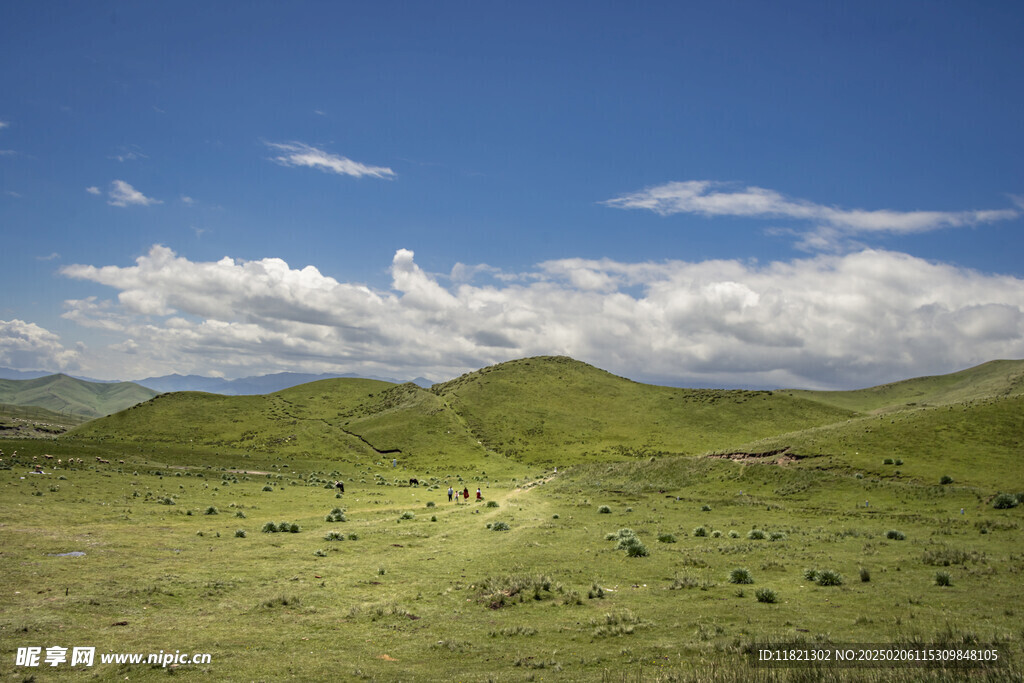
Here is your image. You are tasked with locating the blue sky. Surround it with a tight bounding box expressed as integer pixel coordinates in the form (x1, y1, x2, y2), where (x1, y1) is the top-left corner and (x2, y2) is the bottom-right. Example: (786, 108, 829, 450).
(2, 1, 1023, 389)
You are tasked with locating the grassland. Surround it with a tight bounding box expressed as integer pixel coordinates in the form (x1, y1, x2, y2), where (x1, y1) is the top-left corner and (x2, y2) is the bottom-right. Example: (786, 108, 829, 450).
(1, 356, 1022, 681)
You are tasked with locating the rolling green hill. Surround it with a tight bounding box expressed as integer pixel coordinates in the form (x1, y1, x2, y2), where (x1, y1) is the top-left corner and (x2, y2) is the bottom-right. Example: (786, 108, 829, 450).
(779, 358, 1024, 413)
(0, 374, 158, 420)
(66, 355, 1023, 487)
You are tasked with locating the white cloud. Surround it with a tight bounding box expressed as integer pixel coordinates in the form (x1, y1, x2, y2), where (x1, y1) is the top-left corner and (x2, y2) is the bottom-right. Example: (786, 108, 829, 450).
(180, 195, 195, 205)
(264, 141, 395, 179)
(0, 120, 8, 129)
(86, 186, 101, 195)
(0, 319, 80, 371)
(108, 180, 162, 207)
(605, 181, 1020, 250)
(57, 245, 1024, 388)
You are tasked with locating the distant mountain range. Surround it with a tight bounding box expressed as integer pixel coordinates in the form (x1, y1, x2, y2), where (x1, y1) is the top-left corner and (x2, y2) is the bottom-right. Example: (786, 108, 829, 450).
(0, 368, 435, 394)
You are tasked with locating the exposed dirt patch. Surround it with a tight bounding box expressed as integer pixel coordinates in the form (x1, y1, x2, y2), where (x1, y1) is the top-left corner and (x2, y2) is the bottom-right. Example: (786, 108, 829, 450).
(707, 447, 808, 465)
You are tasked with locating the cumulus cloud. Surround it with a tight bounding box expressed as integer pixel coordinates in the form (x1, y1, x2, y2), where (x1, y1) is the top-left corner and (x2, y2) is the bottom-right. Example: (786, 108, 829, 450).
(57, 245, 1024, 388)
(107, 180, 162, 207)
(605, 181, 1020, 250)
(264, 141, 395, 179)
(0, 319, 80, 371)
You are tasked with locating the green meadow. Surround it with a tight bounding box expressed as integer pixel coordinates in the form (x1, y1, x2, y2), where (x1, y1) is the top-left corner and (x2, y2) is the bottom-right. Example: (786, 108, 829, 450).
(1, 356, 1022, 681)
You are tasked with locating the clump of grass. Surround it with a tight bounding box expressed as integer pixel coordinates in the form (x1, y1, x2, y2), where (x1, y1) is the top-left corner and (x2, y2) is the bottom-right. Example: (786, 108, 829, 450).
(701, 504, 712, 511)
(261, 522, 277, 533)
(325, 507, 346, 522)
(234, 510, 246, 518)
(398, 511, 415, 521)
(884, 458, 894, 465)
(425, 501, 435, 508)
(886, 529, 906, 540)
(592, 610, 644, 637)
(803, 568, 818, 581)
(940, 475, 954, 485)
(747, 529, 766, 540)
(597, 505, 612, 514)
(815, 569, 843, 586)
(729, 568, 754, 584)
(609, 529, 648, 557)
(490, 625, 537, 637)
(993, 493, 1019, 509)
(491, 521, 510, 531)
(477, 574, 556, 609)
(859, 567, 871, 583)
(313, 548, 328, 557)
(486, 500, 499, 508)
(158, 496, 175, 505)
(935, 571, 953, 587)
(262, 485, 273, 492)
(658, 533, 677, 543)
(204, 506, 219, 515)
(755, 587, 777, 603)
(261, 595, 301, 609)
(430, 515, 437, 522)
(693, 526, 708, 537)
(728, 530, 740, 538)
(588, 583, 606, 599)
(324, 531, 345, 541)
(711, 530, 723, 538)
(234, 529, 246, 538)
(769, 531, 787, 541)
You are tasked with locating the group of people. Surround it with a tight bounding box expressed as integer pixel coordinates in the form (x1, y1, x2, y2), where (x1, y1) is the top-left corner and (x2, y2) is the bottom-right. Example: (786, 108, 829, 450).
(448, 486, 482, 502)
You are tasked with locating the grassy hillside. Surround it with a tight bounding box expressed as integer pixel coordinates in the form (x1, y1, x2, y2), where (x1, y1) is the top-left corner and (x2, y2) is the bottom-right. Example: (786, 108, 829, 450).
(0, 374, 158, 420)
(780, 359, 1024, 414)
(433, 356, 857, 463)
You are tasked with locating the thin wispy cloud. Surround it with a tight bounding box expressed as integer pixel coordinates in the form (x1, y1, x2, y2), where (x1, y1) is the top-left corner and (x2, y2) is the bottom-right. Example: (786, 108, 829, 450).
(0, 120, 8, 129)
(605, 181, 1020, 249)
(107, 180, 162, 207)
(86, 186, 101, 195)
(264, 141, 395, 179)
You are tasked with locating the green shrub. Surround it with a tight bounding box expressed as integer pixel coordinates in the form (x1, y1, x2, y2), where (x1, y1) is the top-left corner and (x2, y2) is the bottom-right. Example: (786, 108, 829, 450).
(658, 533, 677, 543)
(625, 541, 649, 557)
(935, 571, 953, 587)
(729, 568, 754, 584)
(711, 530, 723, 538)
(940, 475, 954, 485)
(261, 522, 277, 533)
(313, 548, 328, 557)
(803, 568, 818, 581)
(883, 458, 894, 465)
(597, 505, 612, 514)
(859, 567, 871, 583)
(769, 531, 787, 541)
(816, 569, 843, 586)
(288, 523, 300, 533)
(993, 493, 1019, 509)
(324, 531, 345, 541)
(728, 530, 740, 538)
(325, 508, 346, 522)
(747, 529, 766, 540)
(399, 511, 415, 521)
(693, 526, 707, 537)
(234, 510, 246, 518)
(755, 587, 777, 603)
(701, 504, 712, 511)
(262, 485, 273, 492)
(886, 529, 906, 540)
(490, 521, 511, 531)
(486, 500, 499, 508)
(234, 529, 246, 538)
(204, 506, 219, 515)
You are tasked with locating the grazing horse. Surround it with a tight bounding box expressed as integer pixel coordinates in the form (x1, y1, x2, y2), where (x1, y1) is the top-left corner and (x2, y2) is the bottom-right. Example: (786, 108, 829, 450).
(409, 478, 419, 486)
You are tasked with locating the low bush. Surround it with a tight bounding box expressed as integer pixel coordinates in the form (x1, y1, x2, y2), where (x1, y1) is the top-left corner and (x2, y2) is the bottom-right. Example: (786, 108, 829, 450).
(658, 533, 677, 543)
(491, 521, 510, 531)
(816, 569, 843, 586)
(693, 526, 707, 537)
(597, 505, 612, 514)
(935, 571, 953, 587)
(729, 568, 754, 584)
(940, 475, 954, 485)
(486, 500, 499, 508)
(886, 529, 906, 540)
(993, 493, 1019, 509)
(234, 529, 246, 538)
(755, 588, 777, 603)
(747, 529, 767, 540)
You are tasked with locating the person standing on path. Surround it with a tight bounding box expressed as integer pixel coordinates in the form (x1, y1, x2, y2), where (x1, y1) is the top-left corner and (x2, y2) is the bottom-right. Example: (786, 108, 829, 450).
(448, 486, 454, 502)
